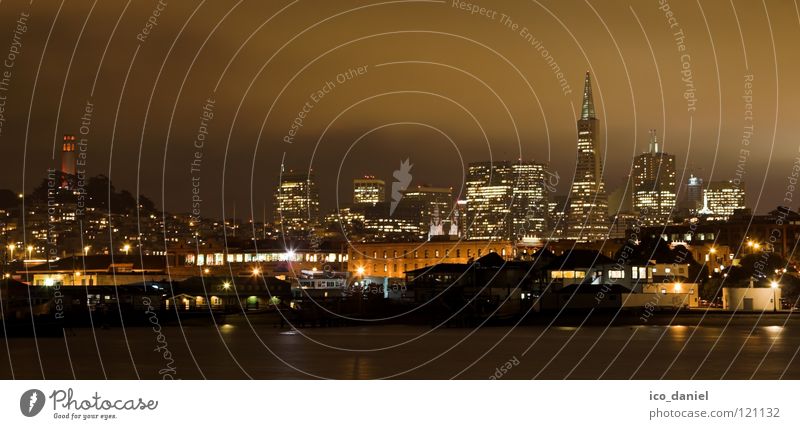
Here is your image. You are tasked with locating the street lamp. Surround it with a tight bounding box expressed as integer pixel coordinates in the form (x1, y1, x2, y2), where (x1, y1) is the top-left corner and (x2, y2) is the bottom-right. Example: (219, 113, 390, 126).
(84, 245, 91, 256)
(122, 244, 130, 255)
(252, 267, 261, 276)
(770, 281, 779, 312)
(26, 245, 33, 259)
(222, 281, 231, 312)
(7, 244, 15, 259)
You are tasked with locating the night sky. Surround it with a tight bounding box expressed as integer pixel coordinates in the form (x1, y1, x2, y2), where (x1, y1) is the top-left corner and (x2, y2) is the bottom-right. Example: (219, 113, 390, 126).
(1, 0, 799, 219)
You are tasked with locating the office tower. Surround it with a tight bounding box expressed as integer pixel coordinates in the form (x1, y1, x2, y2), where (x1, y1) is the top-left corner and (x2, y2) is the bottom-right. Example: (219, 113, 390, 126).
(685, 174, 703, 214)
(61, 134, 77, 189)
(465, 160, 547, 240)
(632, 130, 677, 225)
(703, 180, 745, 221)
(566, 72, 609, 241)
(509, 161, 548, 239)
(401, 185, 453, 238)
(548, 195, 569, 238)
(274, 169, 320, 232)
(353, 176, 385, 205)
(362, 202, 419, 240)
(466, 162, 511, 240)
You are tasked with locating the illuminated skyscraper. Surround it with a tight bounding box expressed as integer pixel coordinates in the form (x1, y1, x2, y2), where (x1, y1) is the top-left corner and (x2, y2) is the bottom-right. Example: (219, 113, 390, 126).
(274, 169, 320, 232)
(401, 185, 453, 238)
(466, 162, 510, 240)
(567, 72, 609, 241)
(685, 174, 703, 214)
(703, 181, 745, 221)
(353, 176, 385, 205)
(632, 129, 676, 225)
(509, 161, 548, 239)
(465, 160, 547, 240)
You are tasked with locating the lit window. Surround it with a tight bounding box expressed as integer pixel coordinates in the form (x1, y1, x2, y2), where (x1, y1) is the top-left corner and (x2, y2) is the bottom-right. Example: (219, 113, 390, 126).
(609, 270, 625, 279)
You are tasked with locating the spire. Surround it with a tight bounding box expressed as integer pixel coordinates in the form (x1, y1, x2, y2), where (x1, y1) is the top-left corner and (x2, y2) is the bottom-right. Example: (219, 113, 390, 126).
(581, 71, 595, 120)
(648, 129, 659, 153)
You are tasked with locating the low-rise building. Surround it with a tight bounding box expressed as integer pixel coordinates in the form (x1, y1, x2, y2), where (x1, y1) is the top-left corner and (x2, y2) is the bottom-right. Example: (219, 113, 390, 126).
(348, 239, 518, 279)
(723, 286, 782, 311)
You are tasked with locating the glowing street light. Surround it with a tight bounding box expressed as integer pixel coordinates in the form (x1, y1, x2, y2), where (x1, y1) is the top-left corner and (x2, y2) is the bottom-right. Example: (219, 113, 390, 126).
(26, 245, 33, 259)
(7, 244, 15, 258)
(356, 266, 365, 276)
(708, 247, 716, 254)
(252, 267, 261, 276)
(122, 244, 131, 255)
(222, 281, 231, 290)
(84, 245, 91, 256)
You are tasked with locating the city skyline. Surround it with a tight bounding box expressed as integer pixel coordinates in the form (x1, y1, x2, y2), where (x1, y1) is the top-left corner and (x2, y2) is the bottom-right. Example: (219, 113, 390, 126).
(4, 1, 800, 396)
(0, 1, 798, 217)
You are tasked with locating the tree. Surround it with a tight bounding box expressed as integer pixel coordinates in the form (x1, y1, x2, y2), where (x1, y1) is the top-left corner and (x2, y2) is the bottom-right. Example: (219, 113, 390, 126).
(0, 189, 18, 210)
(738, 252, 788, 279)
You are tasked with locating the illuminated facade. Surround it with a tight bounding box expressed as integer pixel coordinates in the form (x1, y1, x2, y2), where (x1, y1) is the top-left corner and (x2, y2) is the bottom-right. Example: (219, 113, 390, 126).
(632, 129, 676, 225)
(363, 202, 420, 240)
(567, 72, 609, 241)
(685, 174, 703, 214)
(274, 170, 320, 232)
(61, 134, 77, 189)
(704, 180, 745, 221)
(353, 176, 385, 205)
(401, 185, 453, 238)
(465, 160, 547, 240)
(348, 240, 517, 278)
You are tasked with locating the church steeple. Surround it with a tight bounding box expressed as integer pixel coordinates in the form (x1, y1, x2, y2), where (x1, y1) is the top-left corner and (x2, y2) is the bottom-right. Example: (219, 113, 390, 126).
(581, 71, 595, 120)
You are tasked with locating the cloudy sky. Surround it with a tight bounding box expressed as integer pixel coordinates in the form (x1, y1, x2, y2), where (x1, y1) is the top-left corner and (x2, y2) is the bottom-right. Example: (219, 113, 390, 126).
(1, 0, 798, 219)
